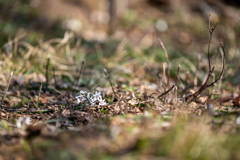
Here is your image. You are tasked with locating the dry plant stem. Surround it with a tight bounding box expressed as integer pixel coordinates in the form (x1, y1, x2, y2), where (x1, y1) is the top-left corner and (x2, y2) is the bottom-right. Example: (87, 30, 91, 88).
(76, 61, 85, 87)
(46, 58, 50, 88)
(188, 43, 226, 104)
(186, 18, 220, 104)
(103, 69, 118, 99)
(158, 38, 170, 87)
(207, 19, 219, 70)
(205, 43, 226, 88)
(158, 85, 175, 99)
(1, 72, 13, 109)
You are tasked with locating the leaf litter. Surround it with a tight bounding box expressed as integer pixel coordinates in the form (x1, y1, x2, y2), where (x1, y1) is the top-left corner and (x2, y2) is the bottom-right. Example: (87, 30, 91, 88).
(1, 2, 240, 160)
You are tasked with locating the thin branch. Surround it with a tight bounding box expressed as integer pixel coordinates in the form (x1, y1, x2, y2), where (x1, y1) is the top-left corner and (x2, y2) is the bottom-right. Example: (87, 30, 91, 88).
(158, 85, 175, 99)
(205, 42, 226, 88)
(187, 17, 220, 104)
(104, 68, 118, 99)
(1, 71, 13, 108)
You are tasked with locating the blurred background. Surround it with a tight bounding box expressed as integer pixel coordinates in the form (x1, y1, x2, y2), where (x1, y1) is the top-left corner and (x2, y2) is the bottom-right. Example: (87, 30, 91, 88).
(0, 0, 240, 89)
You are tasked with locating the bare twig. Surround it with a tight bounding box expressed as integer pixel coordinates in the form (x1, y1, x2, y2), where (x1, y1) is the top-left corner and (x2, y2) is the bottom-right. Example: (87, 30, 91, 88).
(103, 68, 118, 99)
(205, 42, 226, 89)
(1, 72, 13, 108)
(46, 58, 50, 88)
(76, 61, 85, 87)
(207, 15, 219, 70)
(158, 85, 175, 99)
(186, 16, 222, 104)
(158, 38, 170, 87)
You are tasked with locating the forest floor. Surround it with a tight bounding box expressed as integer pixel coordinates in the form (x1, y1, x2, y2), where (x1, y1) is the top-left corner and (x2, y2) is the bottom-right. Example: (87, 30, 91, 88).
(1, 0, 240, 159)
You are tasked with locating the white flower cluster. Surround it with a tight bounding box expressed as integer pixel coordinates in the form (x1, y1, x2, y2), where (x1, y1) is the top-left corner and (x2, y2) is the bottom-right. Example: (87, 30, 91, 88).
(16, 116, 31, 129)
(76, 90, 107, 106)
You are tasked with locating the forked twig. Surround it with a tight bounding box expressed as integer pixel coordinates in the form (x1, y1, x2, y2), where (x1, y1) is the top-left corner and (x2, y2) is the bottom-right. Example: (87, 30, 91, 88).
(186, 17, 225, 104)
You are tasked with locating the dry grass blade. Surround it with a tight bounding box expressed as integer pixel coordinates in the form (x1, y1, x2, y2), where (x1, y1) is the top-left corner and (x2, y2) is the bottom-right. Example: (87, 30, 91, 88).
(157, 38, 170, 87)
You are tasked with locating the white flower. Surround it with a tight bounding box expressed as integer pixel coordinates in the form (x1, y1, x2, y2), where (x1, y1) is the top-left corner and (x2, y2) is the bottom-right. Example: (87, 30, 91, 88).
(16, 116, 31, 129)
(99, 99, 107, 106)
(93, 91, 102, 101)
(25, 117, 31, 125)
(87, 92, 91, 100)
(75, 90, 107, 106)
(16, 117, 23, 128)
(76, 95, 86, 103)
(80, 90, 87, 95)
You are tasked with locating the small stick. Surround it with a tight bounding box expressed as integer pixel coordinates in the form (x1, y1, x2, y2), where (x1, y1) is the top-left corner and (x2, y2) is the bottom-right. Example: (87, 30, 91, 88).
(1, 71, 13, 108)
(76, 61, 85, 87)
(158, 85, 175, 99)
(53, 66, 57, 88)
(46, 58, 50, 88)
(103, 68, 118, 99)
(158, 38, 170, 87)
